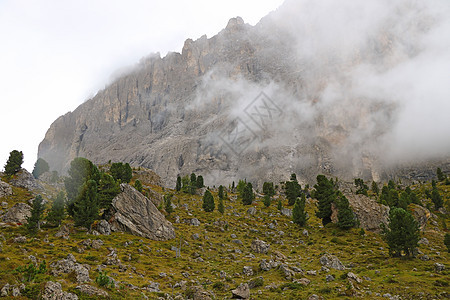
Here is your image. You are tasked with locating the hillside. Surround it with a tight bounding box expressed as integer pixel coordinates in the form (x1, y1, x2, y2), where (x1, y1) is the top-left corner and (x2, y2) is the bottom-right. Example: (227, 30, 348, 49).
(0, 166, 448, 299)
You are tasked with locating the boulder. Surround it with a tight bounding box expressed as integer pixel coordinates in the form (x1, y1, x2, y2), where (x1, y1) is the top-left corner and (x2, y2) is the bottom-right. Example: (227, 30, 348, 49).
(0, 181, 12, 198)
(42, 281, 78, 300)
(1, 203, 31, 223)
(242, 266, 253, 276)
(107, 184, 175, 241)
(51, 254, 91, 284)
(55, 224, 70, 239)
(434, 263, 445, 272)
(9, 169, 40, 190)
(96, 219, 111, 235)
(344, 194, 389, 232)
(409, 204, 431, 230)
(281, 208, 292, 217)
(231, 283, 250, 299)
(319, 254, 345, 271)
(247, 207, 257, 215)
(251, 239, 270, 254)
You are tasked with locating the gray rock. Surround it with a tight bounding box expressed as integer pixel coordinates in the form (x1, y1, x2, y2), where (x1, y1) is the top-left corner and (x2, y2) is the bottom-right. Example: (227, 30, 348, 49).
(188, 285, 213, 300)
(302, 229, 309, 236)
(1, 201, 7, 209)
(434, 263, 445, 272)
(192, 233, 200, 240)
(420, 255, 430, 261)
(281, 208, 292, 217)
(97, 220, 111, 235)
(319, 254, 345, 270)
(1, 283, 9, 297)
(9, 169, 40, 190)
(347, 272, 363, 283)
(42, 281, 78, 300)
(54, 224, 70, 239)
(190, 218, 201, 226)
(243, 266, 253, 276)
(231, 283, 250, 299)
(0, 181, 12, 198)
(251, 239, 270, 254)
(418, 237, 429, 245)
(307, 270, 317, 276)
(259, 259, 271, 271)
(1, 203, 31, 224)
(326, 275, 335, 282)
(13, 235, 27, 243)
(51, 254, 91, 284)
(75, 285, 108, 297)
(247, 207, 256, 215)
(11, 286, 20, 297)
(146, 281, 160, 292)
(279, 264, 295, 280)
(293, 278, 311, 286)
(232, 239, 243, 245)
(230, 233, 237, 239)
(91, 239, 104, 249)
(107, 184, 175, 240)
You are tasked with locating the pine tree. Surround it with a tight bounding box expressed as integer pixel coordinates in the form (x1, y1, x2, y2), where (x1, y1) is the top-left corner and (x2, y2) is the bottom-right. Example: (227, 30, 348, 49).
(218, 197, 224, 214)
(164, 194, 174, 214)
(371, 181, 379, 195)
(379, 185, 390, 205)
(4, 150, 23, 176)
(110, 162, 132, 183)
(176, 176, 182, 192)
(335, 192, 356, 229)
(73, 180, 99, 230)
(134, 179, 143, 193)
(27, 195, 45, 234)
(292, 194, 307, 226)
(196, 175, 204, 188)
(237, 179, 247, 197)
(285, 178, 302, 206)
(97, 173, 120, 209)
(314, 175, 336, 226)
(437, 167, 446, 182)
(354, 178, 368, 196)
(181, 175, 190, 193)
(387, 189, 399, 208)
(46, 191, 66, 227)
(189, 173, 197, 195)
(242, 183, 253, 205)
(398, 191, 410, 210)
(382, 207, 419, 257)
(431, 185, 443, 210)
(218, 185, 224, 200)
(277, 199, 282, 211)
(263, 182, 275, 197)
(202, 190, 215, 212)
(263, 195, 271, 208)
(32, 158, 49, 179)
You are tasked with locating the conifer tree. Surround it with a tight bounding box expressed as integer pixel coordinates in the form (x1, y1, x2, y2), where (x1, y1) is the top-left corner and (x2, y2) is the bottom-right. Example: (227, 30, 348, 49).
(32, 158, 49, 179)
(176, 176, 182, 192)
(73, 180, 99, 230)
(110, 162, 132, 183)
(202, 190, 215, 212)
(398, 191, 410, 210)
(134, 179, 143, 193)
(97, 173, 120, 209)
(218, 197, 224, 214)
(382, 207, 419, 257)
(46, 191, 66, 227)
(371, 181, 379, 195)
(437, 167, 446, 182)
(196, 175, 204, 188)
(336, 192, 356, 229)
(431, 184, 443, 210)
(263, 182, 275, 197)
(218, 185, 224, 200)
(314, 175, 336, 226)
(277, 199, 282, 211)
(242, 183, 254, 205)
(285, 178, 302, 206)
(27, 195, 45, 234)
(263, 194, 271, 208)
(292, 194, 307, 226)
(354, 178, 368, 196)
(164, 194, 174, 214)
(4, 150, 23, 176)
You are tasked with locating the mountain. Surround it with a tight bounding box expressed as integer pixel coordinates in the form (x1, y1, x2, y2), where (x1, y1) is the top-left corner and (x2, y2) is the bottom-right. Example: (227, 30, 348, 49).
(38, 0, 450, 186)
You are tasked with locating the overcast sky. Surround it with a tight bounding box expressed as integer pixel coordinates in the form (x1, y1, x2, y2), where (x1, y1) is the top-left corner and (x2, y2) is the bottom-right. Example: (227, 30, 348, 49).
(0, 0, 284, 172)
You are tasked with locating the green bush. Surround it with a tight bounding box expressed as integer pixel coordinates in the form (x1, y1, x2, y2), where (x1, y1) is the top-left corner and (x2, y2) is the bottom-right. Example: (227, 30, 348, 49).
(96, 271, 113, 288)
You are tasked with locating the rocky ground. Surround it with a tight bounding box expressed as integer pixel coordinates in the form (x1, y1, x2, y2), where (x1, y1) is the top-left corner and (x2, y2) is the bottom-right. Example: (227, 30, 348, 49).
(0, 168, 448, 299)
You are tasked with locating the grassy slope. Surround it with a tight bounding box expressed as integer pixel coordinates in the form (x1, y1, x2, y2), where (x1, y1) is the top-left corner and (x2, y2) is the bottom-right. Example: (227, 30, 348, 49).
(0, 176, 448, 299)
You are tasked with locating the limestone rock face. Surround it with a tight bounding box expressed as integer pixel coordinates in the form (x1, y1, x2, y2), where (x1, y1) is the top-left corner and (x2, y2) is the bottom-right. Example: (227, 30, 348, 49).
(344, 194, 390, 232)
(0, 181, 12, 198)
(42, 281, 78, 300)
(38, 3, 450, 187)
(1, 203, 31, 224)
(107, 184, 175, 240)
(9, 169, 40, 190)
(231, 283, 250, 299)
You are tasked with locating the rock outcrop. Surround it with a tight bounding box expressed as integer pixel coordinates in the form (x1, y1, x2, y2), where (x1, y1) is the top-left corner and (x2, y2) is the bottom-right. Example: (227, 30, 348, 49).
(1, 203, 31, 224)
(42, 281, 78, 300)
(9, 169, 40, 190)
(0, 180, 12, 198)
(343, 194, 390, 232)
(107, 184, 175, 240)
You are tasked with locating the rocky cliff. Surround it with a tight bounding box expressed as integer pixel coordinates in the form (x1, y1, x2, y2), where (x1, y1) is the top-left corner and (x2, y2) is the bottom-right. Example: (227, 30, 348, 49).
(39, 0, 450, 186)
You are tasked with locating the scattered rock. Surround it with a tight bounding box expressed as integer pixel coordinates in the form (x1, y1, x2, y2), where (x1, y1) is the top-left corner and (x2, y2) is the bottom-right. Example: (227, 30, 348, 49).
(190, 218, 201, 226)
(281, 208, 292, 217)
(307, 294, 323, 300)
(247, 207, 256, 215)
(302, 229, 309, 236)
(293, 278, 311, 286)
(91, 239, 104, 249)
(192, 233, 200, 240)
(259, 259, 277, 271)
(434, 263, 445, 272)
(307, 270, 317, 276)
(251, 239, 270, 254)
(13, 235, 27, 243)
(188, 285, 212, 300)
(343, 193, 389, 232)
(326, 275, 335, 282)
(76, 284, 109, 297)
(243, 266, 253, 276)
(0, 181, 12, 198)
(347, 272, 363, 283)
(55, 224, 71, 239)
(231, 283, 250, 299)
(319, 254, 345, 270)
(279, 264, 295, 280)
(418, 237, 429, 245)
(232, 239, 243, 245)
(420, 255, 430, 261)
(107, 184, 175, 240)
(42, 281, 78, 300)
(51, 254, 91, 284)
(145, 281, 160, 292)
(96, 220, 111, 235)
(1, 284, 9, 297)
(1, 203, 31, 224)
